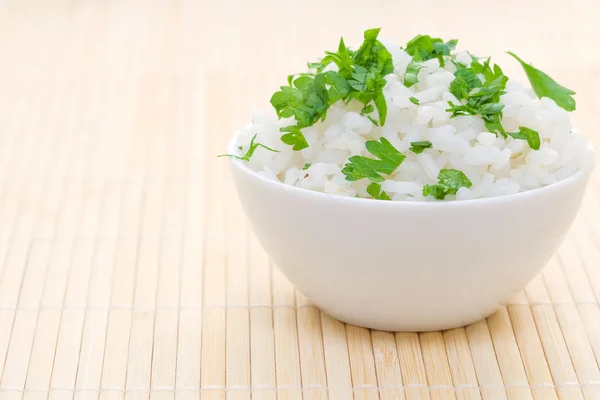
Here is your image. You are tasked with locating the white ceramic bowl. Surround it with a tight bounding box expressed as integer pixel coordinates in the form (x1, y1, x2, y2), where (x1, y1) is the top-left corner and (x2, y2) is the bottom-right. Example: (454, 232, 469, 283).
(228, 139, 592, 331)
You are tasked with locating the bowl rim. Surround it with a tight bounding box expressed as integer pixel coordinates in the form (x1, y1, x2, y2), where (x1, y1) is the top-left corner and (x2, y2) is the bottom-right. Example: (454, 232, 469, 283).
(227, 134, 592, 208)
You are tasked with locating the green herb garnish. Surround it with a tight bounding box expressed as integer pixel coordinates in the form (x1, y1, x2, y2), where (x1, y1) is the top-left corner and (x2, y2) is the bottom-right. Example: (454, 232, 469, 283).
(507, 52, 576, 111)
(423, 169, 472, 200)
(404, 35, 457, 67)
(218, 134, 279, 161)
(402, 38, 510, 141)
(409, 141, 433, 154)
(272, 28, 394, 150)
(271, 70, 353, 151)
(279, 125, 309, 150)
(341, 137, 406, 182)
(403, 35, 456, 86)
(471, 57, 505, 82)
(449, 68, 482, 100)
(366, 182, 391, 200)
(252, 32, 571, 167)
(446, 54, 549, 150)
(352, 28, 394, 75)
(507, 126, 541, 150)
(302, 163, 311, 170)
(367, 116, 379, 126)
(404, 53, 424, 88)
(360, 104, 374, 115)
(346, 64, 388, 125)
(447, 65, 509, 138)
(271, 77, 334, 149)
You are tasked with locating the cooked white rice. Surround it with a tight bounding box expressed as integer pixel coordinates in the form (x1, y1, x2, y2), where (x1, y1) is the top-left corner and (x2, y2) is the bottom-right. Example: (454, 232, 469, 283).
(231, 40, 595, 201)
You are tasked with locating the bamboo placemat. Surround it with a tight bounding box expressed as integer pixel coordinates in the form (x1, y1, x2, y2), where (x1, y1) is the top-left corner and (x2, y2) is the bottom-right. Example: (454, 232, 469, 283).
(0, 1, 599, 399)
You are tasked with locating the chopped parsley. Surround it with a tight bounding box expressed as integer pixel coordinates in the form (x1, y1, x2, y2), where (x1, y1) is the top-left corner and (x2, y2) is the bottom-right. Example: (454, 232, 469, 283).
(409, 141, 433, 154)
(449, 68, 482, 100)
(507, 127, 541, 150)
(404, 35, 457, 67)
(446, 54, 551, 150)
(279, 125, 309, 150)
(446, 59, 509, 138)
(272, 28, 393, 150)
(218, 134, 279, 161)
(367, 116, 380, 126)
(471, 57, 505, 82)
(403, 35, 457, 87)
(360, 104, 374, 115)
(404, 55, 424, 88)
(423, 169, 472, 200)
(226, 30, 578, 202)
(268, 31, 558, 157)
(507, 52, 576, 111)
(341, 137, 405, 182)
(366, 182, 391, 200)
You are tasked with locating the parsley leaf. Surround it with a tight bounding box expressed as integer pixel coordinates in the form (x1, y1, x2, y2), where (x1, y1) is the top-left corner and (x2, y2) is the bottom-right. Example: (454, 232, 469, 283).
(409, 141, 433, 154)
(360, 104, 374, 115)
(302, 163, 311, 170)
(280, 126, 309, 150)
(310, 29, 392, 126)
(405, 34, 434, 59)
(317, 70, 352, 104)
(341, 137, 406, 182)
(353, 28, 394, 75)
(270, 86, 303, 119)
(507, 126, 541, 150)
(218, 134, 280, 161)
(271, 70, 352, 149)
(274, 28, 393, 150)
(365, 137, 406, 168)
(404, 51, 424, 88)
(403, 34, 456, 87)
(405, 35, 457, 67)
(433, 39, 457, 56)
(342, 156, 385, 182)
(449, 68, 482, 100)
(366, 182, 391, 200)
(471, 57, 504, 82)
(367, 116, 379, 126)
(447, 71, 508, 137)
(484, 121, 506, 137)
(449, 74, 470, 100)
(409, 96, 419, 105)
(423, 169, 472, 200)
(422, 184, 447, 200)
(507, 52, 576, 111)
(293, 76, 314, 90)
(317, 37, 355, 76)
(374, 91, 387, 125)
(347, 65, 388, 125)
(468, 75, 508, 106)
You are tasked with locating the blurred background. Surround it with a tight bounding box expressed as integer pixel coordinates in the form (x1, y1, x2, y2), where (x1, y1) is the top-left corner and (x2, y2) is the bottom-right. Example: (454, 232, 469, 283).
(0, 1, 598, 398)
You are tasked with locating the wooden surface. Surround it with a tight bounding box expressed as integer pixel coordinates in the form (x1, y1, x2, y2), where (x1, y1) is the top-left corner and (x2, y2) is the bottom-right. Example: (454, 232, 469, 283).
(0, 1, 599, 399)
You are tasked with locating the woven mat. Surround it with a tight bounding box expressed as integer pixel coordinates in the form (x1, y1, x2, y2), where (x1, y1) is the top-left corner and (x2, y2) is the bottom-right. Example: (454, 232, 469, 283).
(0, 1, 599, 399)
